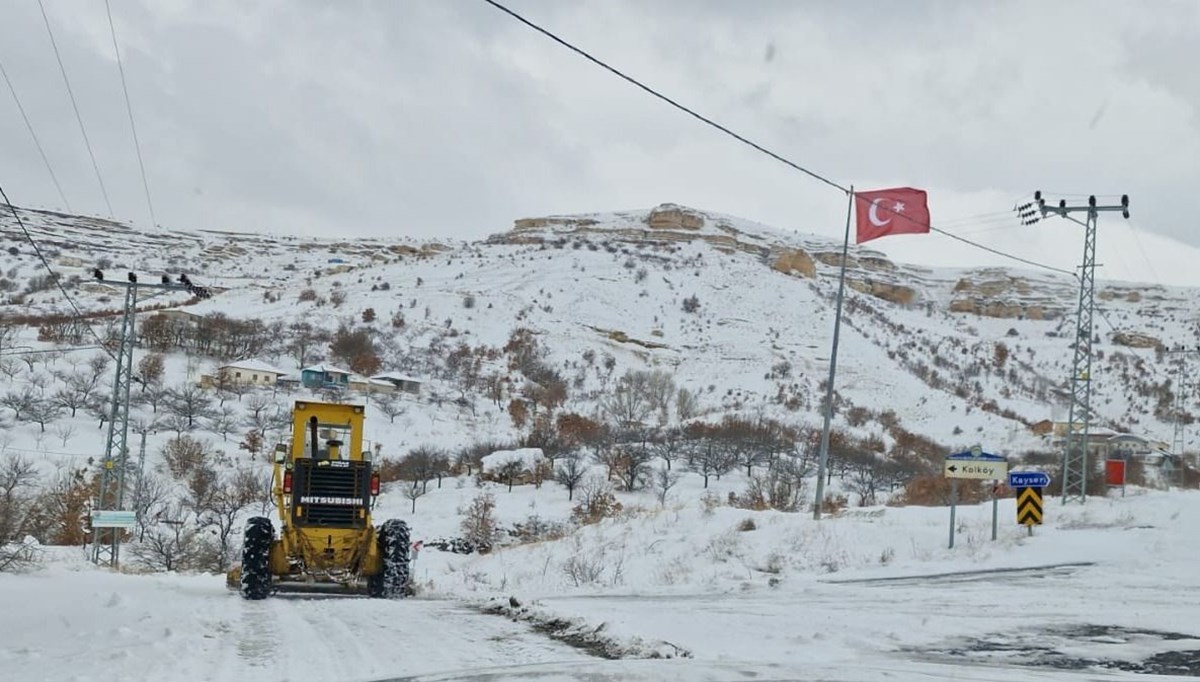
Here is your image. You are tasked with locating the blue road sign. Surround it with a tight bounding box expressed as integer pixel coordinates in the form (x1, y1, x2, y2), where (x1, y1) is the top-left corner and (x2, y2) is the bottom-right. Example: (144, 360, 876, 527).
(1009, 471, 1051, 488)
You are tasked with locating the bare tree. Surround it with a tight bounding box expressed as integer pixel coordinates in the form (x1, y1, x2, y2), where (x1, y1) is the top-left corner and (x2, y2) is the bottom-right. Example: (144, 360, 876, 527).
(643, 370, 676, 422)
(649, 427, 684, 471)
(161, 412, 192, 438)
(166, 384, 215, 430)
(131, 503, 199, 572)
(600, 371, 653, 429)
(19, 353, 42, 374)
(286, 321, 331, 367)
(87, 353, 110, 386)
(0, 387, 36, 421)
(554, 451, 586, 501)
(675, 387, 698, 421)
(684, 426, 734, 488)
(0, 454, 37, 542)
(25, 399, 62, 432)
(0, 318, 18, 357)
(612, 429, 656, 492)
(495, 458, 525, 492)
(65, 371, 102, 406)
(51, 385, 86, 417)
(244, 391, 274, 423)
(52, 423, 76, 448)
(130, 473, 172, 541)
(27, 372, 50, 395)
(400, 446, 444, 493)
(136, 353, 166, 388)
(403, 481, 427, 513)
(652, 465, 682, 507)
(372, 392, 406, 424)
(0, 359, 21, 381)
(845, 451, 886, 507)
(207, 404, 240, 442)
(188, 467, 261, 571)
(84, 394, 112, 429)
(134, 383, 169, 413)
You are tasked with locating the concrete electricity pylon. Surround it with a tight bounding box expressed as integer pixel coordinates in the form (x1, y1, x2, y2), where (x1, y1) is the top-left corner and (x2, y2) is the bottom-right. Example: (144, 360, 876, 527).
(91, 271, 210, 567)
(1026, 192, 1129, 504)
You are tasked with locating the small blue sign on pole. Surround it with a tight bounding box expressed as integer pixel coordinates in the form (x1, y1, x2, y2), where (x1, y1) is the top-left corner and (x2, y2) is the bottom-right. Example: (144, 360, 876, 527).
(1009, 472, 1051, 488)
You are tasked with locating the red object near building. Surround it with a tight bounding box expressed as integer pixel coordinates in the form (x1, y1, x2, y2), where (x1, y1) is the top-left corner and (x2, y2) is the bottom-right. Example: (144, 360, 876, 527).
(1106, 459, 1127, 486)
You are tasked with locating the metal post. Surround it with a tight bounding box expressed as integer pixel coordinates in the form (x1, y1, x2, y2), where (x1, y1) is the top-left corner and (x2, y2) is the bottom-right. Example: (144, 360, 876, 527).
(93, 283, 137, 568)
(133, 428, 149, 529)
(90, 273, 209, 567)
(991, 486, 998, 542)
(948, 479, 958, 549)
(813, 188, 854, 520)
(1167, 347, 1197, 488)
(1034, 193, 1129, 505)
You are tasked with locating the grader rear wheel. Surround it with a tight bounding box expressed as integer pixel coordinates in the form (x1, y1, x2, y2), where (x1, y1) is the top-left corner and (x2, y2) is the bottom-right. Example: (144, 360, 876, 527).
(368, 519, 411, 599)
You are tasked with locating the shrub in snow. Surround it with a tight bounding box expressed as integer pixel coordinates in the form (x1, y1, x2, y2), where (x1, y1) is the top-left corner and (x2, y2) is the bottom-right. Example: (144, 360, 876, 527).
(0, 537, 40, 572)
(507, 514, 570, 544)
(460, 492, 499, 553)
(481, 448, 545, 491)
(161, 435, 211, 478)
(570, 475, 622, 526)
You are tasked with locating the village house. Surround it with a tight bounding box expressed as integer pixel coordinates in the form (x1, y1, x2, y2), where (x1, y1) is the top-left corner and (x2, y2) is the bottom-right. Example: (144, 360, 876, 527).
(216, 359, 286, 387)
(370, 372, 423, 395)
(300, 364, 353, 391)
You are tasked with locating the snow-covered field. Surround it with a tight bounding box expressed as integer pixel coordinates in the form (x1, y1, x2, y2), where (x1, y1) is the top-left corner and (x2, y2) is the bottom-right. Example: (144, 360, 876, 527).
(4, 479, 1199, 681)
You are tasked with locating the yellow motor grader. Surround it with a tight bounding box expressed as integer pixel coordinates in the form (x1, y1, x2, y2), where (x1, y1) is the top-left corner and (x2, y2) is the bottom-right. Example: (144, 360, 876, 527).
(227, 400, 411, 599)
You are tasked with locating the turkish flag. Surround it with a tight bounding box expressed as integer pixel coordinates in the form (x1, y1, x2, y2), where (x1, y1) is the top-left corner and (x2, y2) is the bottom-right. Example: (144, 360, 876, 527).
(854, 187, 930, 244)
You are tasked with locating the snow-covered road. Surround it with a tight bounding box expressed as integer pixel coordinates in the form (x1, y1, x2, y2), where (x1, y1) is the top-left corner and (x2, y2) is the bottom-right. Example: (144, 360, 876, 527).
(0, 565, 588, 682)
(7, 492, 1200, 681)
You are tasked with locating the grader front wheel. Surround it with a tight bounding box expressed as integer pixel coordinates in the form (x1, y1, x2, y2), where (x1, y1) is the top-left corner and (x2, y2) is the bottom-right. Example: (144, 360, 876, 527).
(239, 517, 274, 600)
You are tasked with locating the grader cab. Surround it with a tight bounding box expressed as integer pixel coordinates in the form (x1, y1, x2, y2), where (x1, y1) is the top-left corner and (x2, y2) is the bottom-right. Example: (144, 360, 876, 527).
(228, 400, 411, 599)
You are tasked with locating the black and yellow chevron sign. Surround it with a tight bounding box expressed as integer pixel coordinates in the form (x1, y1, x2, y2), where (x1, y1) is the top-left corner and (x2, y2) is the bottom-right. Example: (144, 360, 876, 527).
(1017, 486, 1043, 526)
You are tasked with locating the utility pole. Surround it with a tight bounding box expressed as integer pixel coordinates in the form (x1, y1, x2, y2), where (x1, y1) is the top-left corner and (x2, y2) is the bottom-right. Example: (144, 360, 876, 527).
(1167, 346, 1199, 487)
(1025, 192, 1129, 504)
(91, 271, 210, 568)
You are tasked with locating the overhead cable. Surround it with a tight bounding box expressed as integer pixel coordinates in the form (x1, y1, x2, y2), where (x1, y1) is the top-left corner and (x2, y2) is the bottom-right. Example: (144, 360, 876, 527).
(480, 0, 1075, 277)
(104, 0, 157, 228)
(0, 58, 71, 211)
(37, 0, 114, 216)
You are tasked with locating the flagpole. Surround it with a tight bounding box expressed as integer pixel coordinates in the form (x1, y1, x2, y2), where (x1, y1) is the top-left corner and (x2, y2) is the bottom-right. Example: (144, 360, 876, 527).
(813, 186, 854, 520)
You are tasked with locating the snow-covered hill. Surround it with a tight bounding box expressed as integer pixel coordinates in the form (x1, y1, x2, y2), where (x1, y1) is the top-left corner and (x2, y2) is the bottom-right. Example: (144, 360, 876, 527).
(3, 200, 1196, 460)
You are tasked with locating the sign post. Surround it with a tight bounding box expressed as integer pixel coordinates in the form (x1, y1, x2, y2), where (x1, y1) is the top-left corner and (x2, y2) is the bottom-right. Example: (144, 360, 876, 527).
(991, 483, 1000, 542)
(944, 446, 1008, 549)
(1009, 471, 1051, 537)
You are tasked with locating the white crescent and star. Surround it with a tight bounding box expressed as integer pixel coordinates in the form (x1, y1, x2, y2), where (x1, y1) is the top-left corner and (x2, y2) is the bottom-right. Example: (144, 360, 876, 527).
(867, 198, 906, 227)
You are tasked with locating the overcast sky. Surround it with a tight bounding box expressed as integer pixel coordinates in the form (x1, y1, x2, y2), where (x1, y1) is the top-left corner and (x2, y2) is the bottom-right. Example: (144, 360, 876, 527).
(2, 1, 1198, 284)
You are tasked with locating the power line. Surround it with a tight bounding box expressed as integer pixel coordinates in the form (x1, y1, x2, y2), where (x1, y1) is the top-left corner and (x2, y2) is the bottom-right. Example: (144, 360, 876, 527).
(36, 0, 114, 217)
(480, 0, 1073, 278)
(0, 183, 117, 363)
(0, 58, 71, 211)
(104, 0, 156, 229)
(1125, 219, 1162, 287)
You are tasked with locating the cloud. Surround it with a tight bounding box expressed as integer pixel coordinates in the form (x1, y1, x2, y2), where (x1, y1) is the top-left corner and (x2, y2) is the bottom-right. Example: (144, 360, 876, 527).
(0, 0, 1196, 284)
